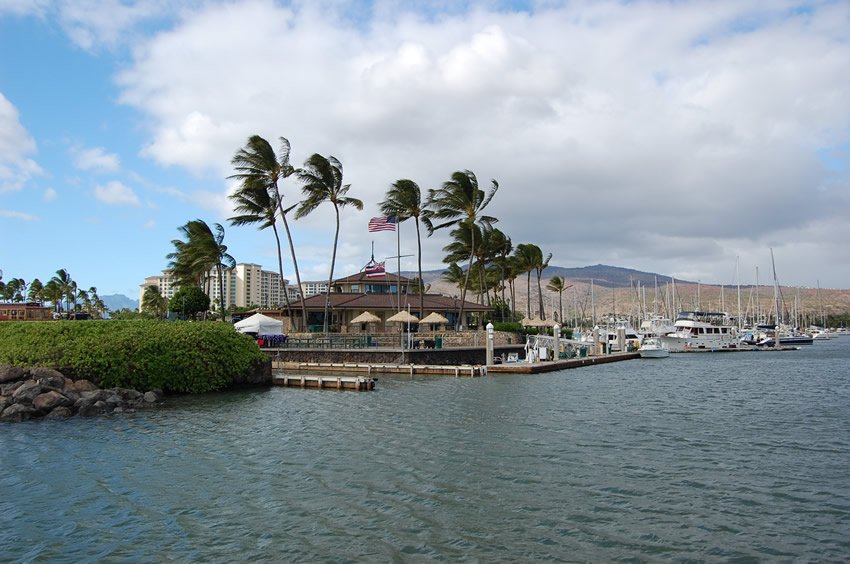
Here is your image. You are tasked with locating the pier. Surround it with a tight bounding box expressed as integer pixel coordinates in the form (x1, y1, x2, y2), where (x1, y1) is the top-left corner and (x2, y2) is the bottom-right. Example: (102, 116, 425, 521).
(271, 351, 640, 380)
(272, 373, 376, 390)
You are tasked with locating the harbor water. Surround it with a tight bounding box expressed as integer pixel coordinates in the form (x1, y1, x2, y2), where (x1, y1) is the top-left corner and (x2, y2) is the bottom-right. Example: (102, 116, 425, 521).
(2, 339, 849, 561)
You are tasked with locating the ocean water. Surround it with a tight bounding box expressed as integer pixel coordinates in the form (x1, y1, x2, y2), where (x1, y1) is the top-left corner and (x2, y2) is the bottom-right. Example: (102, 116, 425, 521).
(2, 339, 849, 561)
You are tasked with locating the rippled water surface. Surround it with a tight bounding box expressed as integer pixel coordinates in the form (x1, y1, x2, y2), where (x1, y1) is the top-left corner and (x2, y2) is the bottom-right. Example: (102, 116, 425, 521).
(2, 339, 849, 561)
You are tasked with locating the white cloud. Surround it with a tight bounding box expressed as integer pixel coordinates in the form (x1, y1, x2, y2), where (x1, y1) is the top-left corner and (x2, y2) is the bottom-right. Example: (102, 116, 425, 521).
(0, 209, 37, 221)
(94, 180, 140, 205)
(143, 219, 156, 229)
(112, 0, 850, 286)
(55, 0, 178, 50)
(0, 92, 42, 192)
(43, 187, 57, 202)
(73, 146, 120, 172)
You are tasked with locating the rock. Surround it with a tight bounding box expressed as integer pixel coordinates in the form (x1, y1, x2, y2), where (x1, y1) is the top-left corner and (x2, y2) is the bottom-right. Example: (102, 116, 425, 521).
(78, 400, 106, 417)
(0, 366, 27, 384)
(73, 380, 98, 393)
(1, 381, 24, 396)
(32, 391, 74, 413)
(29, 367, 68, 389)
(1, 403, 36, 422)
(45, 406, 73, 419)
(81, 389, 111, 402)
(0, 396, 9, 412)
(117, 388, 144, 402)
(143, 391, 160, 403)
(12, 381, 44, 404)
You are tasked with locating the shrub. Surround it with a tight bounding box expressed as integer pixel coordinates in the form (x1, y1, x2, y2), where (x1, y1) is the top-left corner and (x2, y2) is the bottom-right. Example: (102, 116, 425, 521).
(0, 320, 268, 394)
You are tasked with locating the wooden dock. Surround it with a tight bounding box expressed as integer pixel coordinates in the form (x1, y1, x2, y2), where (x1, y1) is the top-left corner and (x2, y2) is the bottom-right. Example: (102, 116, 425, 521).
(272, 373, 376, 391)
(271, 351, 639, 380)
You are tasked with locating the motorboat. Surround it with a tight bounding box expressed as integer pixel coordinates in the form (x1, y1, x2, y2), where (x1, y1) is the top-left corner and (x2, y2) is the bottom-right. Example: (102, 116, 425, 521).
(638, 337, 670, 358)
(581, 319, 642, 352)
(660, 311, 743, 352)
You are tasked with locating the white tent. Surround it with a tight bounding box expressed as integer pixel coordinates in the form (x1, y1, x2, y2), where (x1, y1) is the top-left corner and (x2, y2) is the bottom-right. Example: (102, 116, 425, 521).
(234, 313, 284, 335)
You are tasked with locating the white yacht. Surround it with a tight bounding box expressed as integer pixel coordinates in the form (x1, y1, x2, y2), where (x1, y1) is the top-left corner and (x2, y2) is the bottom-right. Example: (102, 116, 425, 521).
(639, 315, 676, 338)
(660, 311, 743, 352)
(580, 319, 642, 352)
(638, 337, 670, 358)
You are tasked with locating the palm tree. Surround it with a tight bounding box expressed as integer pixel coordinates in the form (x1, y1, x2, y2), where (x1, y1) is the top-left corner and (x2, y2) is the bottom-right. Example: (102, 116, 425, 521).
(426, 170, 499, 329)
(43, 280, 63, 313)
(229, 176, 294, 321)
(167, 219, 236, 321)
(442, 263, 469, 296)
(27, 278, 44, 304)
(142, 285, 168, 319)
(50, 269, 73, 312)
(77, 288, 90, 314)
(546, 276, 573, 323)
(534, 248, 553, 319)
(513, 244, 537, 319)
(379, 179, 431, 318)
(296, 153, 363, 334)
(230, 135, 307, 329)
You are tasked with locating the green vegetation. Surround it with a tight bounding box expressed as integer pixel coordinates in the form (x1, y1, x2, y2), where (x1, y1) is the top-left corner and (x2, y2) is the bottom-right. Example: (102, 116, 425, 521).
(169, 286, 210, 319)
(0, 320, 268, 393)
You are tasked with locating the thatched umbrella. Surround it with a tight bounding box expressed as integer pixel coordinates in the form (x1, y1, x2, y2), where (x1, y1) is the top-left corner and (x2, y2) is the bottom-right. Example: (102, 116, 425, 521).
(349, 311, 381, 325)
(387, 310, 419, 324)
(420, 311, 449, 328)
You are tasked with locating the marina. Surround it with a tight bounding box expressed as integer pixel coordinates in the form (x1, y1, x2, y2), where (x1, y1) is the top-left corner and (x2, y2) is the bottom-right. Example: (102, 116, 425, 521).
(3, 338, 848, 561)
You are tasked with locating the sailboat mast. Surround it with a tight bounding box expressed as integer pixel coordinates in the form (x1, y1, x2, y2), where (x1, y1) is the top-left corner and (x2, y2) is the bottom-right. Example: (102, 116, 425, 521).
(770, 248, 781, 326)
(736, 256, 742, 329)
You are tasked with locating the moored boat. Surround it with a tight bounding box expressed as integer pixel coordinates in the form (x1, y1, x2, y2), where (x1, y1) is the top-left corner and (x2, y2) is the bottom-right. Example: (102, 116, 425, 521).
(638, 337, 670, 358)
(660, 311, 743, 352)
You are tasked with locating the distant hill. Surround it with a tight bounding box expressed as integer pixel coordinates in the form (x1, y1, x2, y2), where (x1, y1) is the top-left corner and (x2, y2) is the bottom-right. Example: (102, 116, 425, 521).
(102, 294, 138, 312)
(408, 264, 681, 289)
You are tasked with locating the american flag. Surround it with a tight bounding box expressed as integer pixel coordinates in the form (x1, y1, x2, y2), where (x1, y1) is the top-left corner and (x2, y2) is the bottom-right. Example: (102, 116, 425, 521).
(364, 261, 386, 278)
(367, 215, 396, 232)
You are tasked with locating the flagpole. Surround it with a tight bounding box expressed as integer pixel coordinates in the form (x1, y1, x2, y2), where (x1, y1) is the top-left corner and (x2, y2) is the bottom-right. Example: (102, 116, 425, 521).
(396, 217, 401, 311)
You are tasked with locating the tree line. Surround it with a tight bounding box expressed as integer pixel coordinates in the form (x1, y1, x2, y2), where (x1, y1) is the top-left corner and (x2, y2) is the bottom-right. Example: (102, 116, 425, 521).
(0, 269, 106, 318)
(148, 134, 569, 330)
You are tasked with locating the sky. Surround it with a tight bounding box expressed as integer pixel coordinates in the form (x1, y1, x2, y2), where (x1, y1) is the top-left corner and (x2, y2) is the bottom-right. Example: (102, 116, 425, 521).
(1, 0, 849, 299)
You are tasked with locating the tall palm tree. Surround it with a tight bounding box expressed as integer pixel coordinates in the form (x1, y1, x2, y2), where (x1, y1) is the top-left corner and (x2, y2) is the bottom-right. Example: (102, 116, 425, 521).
(77, 288, 90, 314)
(534, 248, 553, 319)
(296, 154, 363, 334)
(230, 135, 307, 329)
(27, 278, 44, 304)
(426, 170, 499, 329)
(50, 269, 73, 312)
(379, 179, 431, 318)
(167, 219, 236, 321)
(513, 244, 537, 319)
(229, 176, 294, 321)
(43, 280, 63, 313)
(546, 276, 573, 323)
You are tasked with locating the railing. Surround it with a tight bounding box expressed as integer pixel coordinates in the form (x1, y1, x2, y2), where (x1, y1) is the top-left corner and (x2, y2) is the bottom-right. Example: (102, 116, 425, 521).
(273, 336, 372, 349)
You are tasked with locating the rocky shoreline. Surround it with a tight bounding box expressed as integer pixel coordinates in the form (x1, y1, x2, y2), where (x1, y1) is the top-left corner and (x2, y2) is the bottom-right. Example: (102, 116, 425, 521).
(0, 366, 163, 422)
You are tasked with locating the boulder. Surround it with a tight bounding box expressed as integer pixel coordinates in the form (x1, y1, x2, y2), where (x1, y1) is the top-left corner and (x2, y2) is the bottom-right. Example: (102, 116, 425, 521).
(12, 381, 44, 404)
(143, 391, 161, 403)
(32, 391, 74, 413)
(73, 380, 98, 393)
(117, 388, 144, 403)
(1, 403, 36, 422)
(1, 381, 24, 396)
(45, 406, 73, 419)
(29, 367, 68, 389)
(0, 366, 27, 384)
(0, 396, 9, 412)
(78, 400, 107, 417)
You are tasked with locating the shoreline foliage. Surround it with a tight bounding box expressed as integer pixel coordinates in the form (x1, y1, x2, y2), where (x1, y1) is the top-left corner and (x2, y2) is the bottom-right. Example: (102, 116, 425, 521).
(0, 321, 268, 394)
